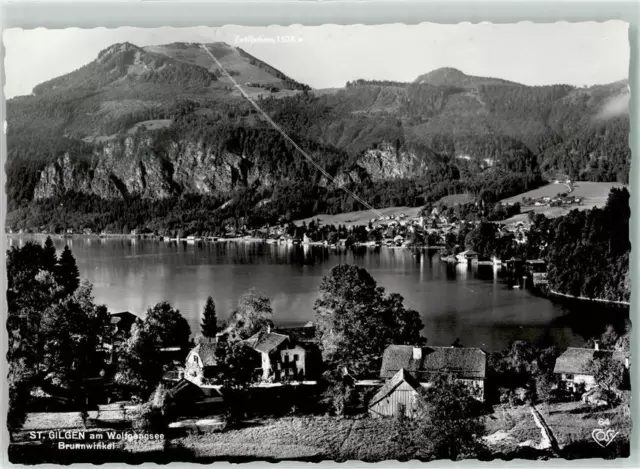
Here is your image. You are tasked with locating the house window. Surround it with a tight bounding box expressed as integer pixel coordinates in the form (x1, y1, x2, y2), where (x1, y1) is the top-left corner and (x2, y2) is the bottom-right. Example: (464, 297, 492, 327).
(294, 354, 299, 362)
(565, 373, 574, 380)
(193, 355, 198, 363)
(284, 355, 290, 363)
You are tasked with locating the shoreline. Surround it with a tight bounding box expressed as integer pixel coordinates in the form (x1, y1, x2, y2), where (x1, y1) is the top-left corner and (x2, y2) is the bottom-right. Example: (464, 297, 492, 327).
(547, 289, 630, 307)
(4, 233, 442, 250)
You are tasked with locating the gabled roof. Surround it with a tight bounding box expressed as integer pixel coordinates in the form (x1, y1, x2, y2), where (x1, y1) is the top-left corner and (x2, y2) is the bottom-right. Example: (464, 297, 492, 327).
(380, 345, 487, 380)
(273, 324, 316, 343)
(457, 250, 478, 257)
(244, 331, 289, 354)
(191, 343, 218, 367)
(369, 369, 423, 407)
(110, 311, 139, 325)
(553, 347, 627, 375)
(166, 378, 206, 402)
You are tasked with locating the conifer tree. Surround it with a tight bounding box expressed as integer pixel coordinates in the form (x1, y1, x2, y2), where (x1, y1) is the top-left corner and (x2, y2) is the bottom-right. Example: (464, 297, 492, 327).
(56, 245, 80, 294)
(42, 236, 58, 273)
(201, 296, 218, 338)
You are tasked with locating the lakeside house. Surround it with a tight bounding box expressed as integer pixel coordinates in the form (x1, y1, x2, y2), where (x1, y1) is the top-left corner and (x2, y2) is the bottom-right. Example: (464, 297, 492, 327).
(185, 338, 219, 385)
(244, 327, 311, 382)
(523, 259, 548, 286)
(455, 249, 479, 264)
(525, 259, 546, 273)
(379, 345, 487, 401)
(553, 344, 630, 392)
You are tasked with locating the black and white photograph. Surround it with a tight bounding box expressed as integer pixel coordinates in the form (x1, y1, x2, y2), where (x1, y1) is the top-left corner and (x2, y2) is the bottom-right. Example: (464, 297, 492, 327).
(3, 20, 632, 463)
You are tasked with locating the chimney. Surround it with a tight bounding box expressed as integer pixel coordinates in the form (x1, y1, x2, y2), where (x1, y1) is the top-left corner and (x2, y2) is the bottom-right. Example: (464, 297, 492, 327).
(267, 324, 271, 334)
(413, 347, 422, 360)
(594, 341, 599, 351)
(625, 357, 629, 369)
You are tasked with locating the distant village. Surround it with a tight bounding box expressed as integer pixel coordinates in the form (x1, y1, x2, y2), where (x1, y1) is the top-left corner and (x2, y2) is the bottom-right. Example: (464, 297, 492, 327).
(8, 202, 544, 251)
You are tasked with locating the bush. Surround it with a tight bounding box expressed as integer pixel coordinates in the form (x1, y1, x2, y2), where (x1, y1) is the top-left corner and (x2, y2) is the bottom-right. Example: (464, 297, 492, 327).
(534, 373, 557, 403)
(150, 385, 167, 408)
(132, 403, 168, 433)
(150, 384, 178, 422)
(498, 387, 531, 406)
(80, 407, 90, 428)
(222, 387, 250, 428)
(503, 411, 516, 430)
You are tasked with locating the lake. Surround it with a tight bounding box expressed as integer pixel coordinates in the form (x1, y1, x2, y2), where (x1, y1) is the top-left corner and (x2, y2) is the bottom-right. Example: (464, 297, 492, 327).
(6, 236, 628, 352)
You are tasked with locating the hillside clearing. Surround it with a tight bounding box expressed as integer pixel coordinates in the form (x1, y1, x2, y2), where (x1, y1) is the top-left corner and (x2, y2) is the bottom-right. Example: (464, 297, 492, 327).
(500, 181, 625, 224)
(436, 192, 475, 206)
(502, 181, 624, 205)
(128, 119, 173, 133)
(294, 206, 422, 228)
(501, 183, 568, 204)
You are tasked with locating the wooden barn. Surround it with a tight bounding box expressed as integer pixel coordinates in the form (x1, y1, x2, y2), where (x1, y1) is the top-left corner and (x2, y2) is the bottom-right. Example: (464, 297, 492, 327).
(165, 379, 225, 418)
(368, 369, 424, 419)
(380, 345, 487, 401)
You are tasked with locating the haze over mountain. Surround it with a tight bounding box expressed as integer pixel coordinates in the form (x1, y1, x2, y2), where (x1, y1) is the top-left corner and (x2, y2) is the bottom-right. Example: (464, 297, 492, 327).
(5, 41, 630, 234)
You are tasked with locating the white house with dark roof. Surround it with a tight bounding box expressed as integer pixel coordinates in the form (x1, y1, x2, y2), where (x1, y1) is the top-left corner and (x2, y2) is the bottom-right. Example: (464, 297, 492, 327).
(553, 344, 629, 392)
(244, 327, 309, 382)
(380, 345, 487, 400)
(185, 339, 219, 385)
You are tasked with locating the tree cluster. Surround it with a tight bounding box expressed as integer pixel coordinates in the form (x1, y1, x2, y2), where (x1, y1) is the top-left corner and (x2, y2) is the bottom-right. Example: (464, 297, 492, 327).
(313, 264, 424, 378)
(487, 341, 559, 405)
(7, 238, 109, 432)
(544, 187, 630, 302)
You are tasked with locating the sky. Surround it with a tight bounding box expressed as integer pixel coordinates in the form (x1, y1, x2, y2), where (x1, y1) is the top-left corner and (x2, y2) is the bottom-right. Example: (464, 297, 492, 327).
(3, 22, 629, 99)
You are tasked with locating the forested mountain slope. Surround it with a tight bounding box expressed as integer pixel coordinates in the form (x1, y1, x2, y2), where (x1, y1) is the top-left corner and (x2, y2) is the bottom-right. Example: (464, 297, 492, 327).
(5, 42, 630, 232)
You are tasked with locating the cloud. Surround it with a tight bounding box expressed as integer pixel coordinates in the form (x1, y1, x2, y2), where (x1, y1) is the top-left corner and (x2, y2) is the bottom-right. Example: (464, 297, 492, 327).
(595, 89, 630, 120)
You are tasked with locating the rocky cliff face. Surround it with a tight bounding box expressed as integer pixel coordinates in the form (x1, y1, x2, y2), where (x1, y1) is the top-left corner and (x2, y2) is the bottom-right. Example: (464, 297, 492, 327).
(33, 135, 273, 200)
(318, 169, 362, 189)
(33, 136, 428, 201)
(356, 143, 428, 181)
(34, 154, 95, 199)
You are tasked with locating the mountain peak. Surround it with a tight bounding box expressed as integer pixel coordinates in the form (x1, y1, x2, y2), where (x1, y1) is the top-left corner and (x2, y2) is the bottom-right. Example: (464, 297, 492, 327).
(97, 42, 142, 60)
(414, 68, 467, 86)
(414, 67, 519, 88)
(32, 41, 218, 96)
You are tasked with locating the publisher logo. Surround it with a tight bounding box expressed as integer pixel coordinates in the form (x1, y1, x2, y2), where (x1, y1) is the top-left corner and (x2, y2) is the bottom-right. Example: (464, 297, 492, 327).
(592, 418, 618, 447)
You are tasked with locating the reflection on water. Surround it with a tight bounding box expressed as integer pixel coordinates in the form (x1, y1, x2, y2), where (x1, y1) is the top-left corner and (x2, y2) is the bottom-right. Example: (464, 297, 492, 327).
(6, 235, 628, 352)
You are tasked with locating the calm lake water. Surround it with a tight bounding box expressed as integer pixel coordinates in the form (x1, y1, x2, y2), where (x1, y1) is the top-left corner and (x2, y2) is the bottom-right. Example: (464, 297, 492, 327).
(7, 236, 628, 352)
